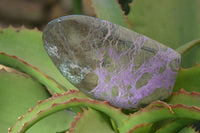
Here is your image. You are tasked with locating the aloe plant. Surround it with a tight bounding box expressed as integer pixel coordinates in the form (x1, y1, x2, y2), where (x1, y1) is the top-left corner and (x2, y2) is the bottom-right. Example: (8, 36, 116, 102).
(1, 0, 200, 133)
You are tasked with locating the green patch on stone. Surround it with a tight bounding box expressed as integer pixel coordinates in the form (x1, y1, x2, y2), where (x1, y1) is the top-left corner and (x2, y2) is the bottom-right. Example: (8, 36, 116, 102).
(80, 72, 99, 91)
(129, 93, 133, 97)
(136, 73, 153, 89)
(169, 59, 179, 72)
(159, 65, 166, 74)
(111, 86, 119, 97)
(138, 88, 170, 107)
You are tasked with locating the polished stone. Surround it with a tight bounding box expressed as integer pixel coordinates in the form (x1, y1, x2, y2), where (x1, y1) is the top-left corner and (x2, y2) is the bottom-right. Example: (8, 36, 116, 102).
(43, 15, 181, 109)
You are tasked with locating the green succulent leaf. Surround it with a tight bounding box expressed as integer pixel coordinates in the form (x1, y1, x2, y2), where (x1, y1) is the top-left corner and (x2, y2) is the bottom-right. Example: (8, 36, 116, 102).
(0, 65, 75, 133)
(9, 90, 128, 133)
(178, 126, 199, 133)
(10, 89, 200, 133)
(120, 101, 200, 133)
(156, 89, 200, 133)
(67, 108, 115, 133)
(90, 0, 129, 28)
(0, 52, 64, 94)
(127, 0, 200, 49)
(89, 0, 200, 51)
(127, 123, 153, 133)
(176, 39, 200, 68)
(173, 64, 200, 92)
(155, 119, 194, 133)
(151, 119, 174, 133)
(0, 27, 77, 91)
(167, 89, 200, 106)
(2, 2, 200, 133)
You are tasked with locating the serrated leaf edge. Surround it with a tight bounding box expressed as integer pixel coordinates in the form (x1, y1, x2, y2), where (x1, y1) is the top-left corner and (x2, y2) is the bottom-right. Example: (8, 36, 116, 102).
(172, 88, 200, 97)
(0, 25, 41, 33)
(0, 52, 64, 94)
(127, 123, 152, 133)
(155, 119, 195, 133)
(120, 101, 200, 133)
(8, 90, 128, 133)
(67, 108, 87, 133)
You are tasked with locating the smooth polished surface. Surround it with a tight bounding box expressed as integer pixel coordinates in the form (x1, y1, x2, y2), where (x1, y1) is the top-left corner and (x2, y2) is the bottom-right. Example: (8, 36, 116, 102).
(43, 15, 181, 109)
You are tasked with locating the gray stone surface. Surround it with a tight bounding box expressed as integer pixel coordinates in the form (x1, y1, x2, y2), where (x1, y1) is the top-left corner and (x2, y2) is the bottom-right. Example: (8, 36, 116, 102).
(43, 15, 181, 109)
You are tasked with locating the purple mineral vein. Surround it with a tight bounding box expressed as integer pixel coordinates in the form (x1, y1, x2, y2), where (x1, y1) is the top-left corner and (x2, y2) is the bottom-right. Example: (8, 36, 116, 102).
(90, 32, 180, 109)
(43, 15, 181, 109)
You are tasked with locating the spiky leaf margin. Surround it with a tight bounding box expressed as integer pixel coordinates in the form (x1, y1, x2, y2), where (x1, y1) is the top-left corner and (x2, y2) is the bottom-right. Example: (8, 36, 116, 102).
(9, 90, 128, 133)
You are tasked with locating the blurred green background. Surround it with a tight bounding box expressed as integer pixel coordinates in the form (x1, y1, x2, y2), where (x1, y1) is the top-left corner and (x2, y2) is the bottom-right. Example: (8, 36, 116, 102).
(0, 0, 132, 30)
(0, 0, 94, 30)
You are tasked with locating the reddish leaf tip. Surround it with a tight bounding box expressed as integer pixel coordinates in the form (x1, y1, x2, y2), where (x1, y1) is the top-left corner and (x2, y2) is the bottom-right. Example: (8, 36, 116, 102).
(69, 89, 79, 93)
(71, 97, 78, 101)
(172, 88, 200, 96)
(8, 127, 12, 132)
(118, 108, 122, 111)
(20, 25, 28, 30)
(52, 103, 58, 107)
(34, 27, 41, 32)
(18, 116, 23, 121)
(104, 100, 110, 104)
(36, 110, 43, 116)
(38, 100, 43, 104)
(195, 62, 199, 66)
(53, 93, 61, 97)
(179, 88, 187, 93)
(8, 24, 15, 29)
(20, 123, 28, 132)
(28, 107, 33, 112)
(127, 123, 150, 133)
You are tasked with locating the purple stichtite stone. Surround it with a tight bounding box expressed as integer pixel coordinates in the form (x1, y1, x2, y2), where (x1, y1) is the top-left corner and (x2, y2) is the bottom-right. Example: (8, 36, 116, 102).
(43, 15, 181, 109)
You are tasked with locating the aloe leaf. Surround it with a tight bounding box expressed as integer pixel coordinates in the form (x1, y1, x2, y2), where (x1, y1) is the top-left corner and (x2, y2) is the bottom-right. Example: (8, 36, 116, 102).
(155, 89, 200, 132)
(149, 89, 200, 133)
(176, 39, 200, 54)
(119, 101, 200, 133)
(151, 119, 174, 133)
(0, 27, 77, 91)
(28, 110, 75, 133)
(167, 89, 200, 106)
(176, 39, 200, 68)
(67, 108, 115, 133)
(0, 65, 75, 133)
(9, 90, 128, 133)
(127, 0, 200, 49)
(155, 119, 194, 133)
(173, 64, 200, 92)
(127, 123, 153, 133)
(178, 126, 199, 133)
(90, 0, 129, 28)
(0, 52, 64, 93)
